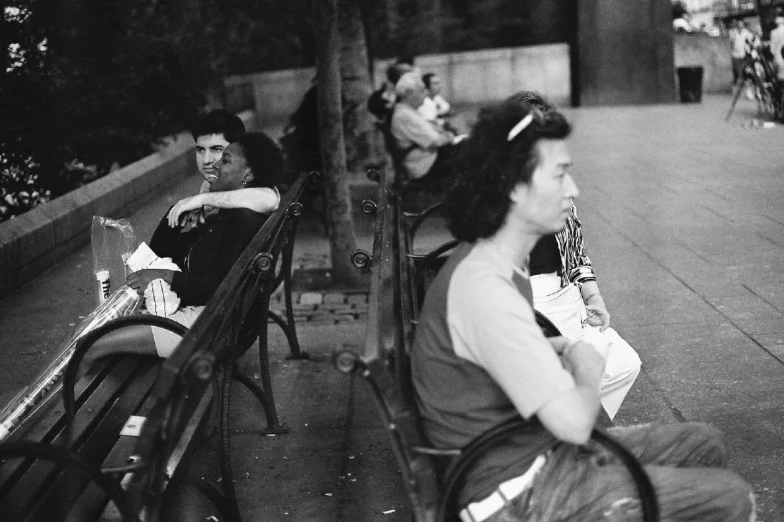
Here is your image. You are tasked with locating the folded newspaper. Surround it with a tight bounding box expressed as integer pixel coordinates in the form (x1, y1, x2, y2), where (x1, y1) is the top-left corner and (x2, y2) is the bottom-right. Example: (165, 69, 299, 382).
(126, 242, 181, 317)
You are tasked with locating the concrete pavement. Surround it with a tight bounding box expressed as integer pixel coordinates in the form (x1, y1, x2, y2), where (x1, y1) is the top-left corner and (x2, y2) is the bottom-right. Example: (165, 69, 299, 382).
(1, 93, 784, 520)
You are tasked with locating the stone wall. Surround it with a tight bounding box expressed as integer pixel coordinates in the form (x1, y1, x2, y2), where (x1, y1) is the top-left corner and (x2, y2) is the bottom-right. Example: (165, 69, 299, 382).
(225, 43, 572, 129)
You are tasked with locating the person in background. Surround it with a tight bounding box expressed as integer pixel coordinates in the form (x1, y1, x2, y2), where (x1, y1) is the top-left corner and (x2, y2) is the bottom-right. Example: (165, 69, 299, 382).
(730, 20, 754, 96)
(770, 16, 784, 81)
(412, 92, 756, 522)
(418, 72, 452, 127)
(367, 60, 415, 125)
(519, 91, 641, 420)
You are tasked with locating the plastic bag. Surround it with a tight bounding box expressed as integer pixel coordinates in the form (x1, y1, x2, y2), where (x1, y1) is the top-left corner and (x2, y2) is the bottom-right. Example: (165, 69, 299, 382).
(0, 286, 141, 441)
(91, 216, 139, 304)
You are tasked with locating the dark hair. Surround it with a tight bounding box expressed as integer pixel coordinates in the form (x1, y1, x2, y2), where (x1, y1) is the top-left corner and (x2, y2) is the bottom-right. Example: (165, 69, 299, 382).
(507, 91, 556, 113)
(386, 62, 413, 85)
(422, 72, 437, 89)
(447, 94, 572, 242)
(191, 109, 246, 142)
(233, 132, 283, 189)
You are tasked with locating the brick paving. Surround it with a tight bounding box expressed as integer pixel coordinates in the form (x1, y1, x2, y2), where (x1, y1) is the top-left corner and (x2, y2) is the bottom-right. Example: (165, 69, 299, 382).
(270, 290, 369, 324)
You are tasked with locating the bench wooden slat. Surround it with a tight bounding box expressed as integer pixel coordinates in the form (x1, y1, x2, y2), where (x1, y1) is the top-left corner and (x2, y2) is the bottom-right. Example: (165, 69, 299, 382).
(63, 381, 164, 522)
(3, 357, 129, 449)
(0, 357, 149, 498)
(0, 172, 311, 520)
(24, 362, 157, 522)
(10, 359, 159, 521)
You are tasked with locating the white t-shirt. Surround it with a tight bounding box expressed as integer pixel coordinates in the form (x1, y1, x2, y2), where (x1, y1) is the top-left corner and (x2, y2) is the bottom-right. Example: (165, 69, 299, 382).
(731, 28, 753, 59)
(417, 96, 439, 122)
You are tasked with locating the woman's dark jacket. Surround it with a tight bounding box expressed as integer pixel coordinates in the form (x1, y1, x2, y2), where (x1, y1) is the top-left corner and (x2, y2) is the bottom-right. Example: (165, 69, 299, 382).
(149, 208, 267, 306)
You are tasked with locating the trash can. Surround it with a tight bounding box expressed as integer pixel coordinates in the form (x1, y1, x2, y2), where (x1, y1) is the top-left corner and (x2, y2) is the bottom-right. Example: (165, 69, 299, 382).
(677, 66, 703, 103)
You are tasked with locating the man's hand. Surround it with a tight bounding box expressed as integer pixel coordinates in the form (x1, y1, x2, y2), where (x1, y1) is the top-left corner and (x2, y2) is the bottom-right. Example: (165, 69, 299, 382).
(584, 298, 610, 331)
(581, 281, 611, 331)
(548, 335, 572, 355)
(126, 269, 175, 295)
(560, 340, 606, 382)
(168, 194, 207, 228)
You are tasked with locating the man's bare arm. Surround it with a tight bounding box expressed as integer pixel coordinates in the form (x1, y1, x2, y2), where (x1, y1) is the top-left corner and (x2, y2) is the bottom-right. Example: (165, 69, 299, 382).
(167, 188, 280, 227)
(535, 340, 605, 444)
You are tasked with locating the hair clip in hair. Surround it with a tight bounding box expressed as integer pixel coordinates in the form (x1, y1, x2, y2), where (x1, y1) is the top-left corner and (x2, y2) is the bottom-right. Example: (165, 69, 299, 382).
(507, 113, 534, 141)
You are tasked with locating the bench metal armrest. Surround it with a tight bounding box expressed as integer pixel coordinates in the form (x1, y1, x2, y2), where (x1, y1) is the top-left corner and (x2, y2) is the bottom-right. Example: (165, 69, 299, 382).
(0, 441, 140, 521)
(436, 417, 660, 522)
(62, 315, 188, 421)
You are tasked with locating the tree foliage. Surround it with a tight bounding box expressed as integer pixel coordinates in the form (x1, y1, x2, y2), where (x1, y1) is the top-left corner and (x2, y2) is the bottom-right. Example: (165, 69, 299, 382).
(362, 0, 574, 64)
(0, 0, 316, 222)
(1, 0, 569, 222)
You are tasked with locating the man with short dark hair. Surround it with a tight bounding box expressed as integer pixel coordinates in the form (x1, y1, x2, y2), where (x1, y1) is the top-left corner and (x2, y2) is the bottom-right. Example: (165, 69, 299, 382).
(412, 94, 756, 521)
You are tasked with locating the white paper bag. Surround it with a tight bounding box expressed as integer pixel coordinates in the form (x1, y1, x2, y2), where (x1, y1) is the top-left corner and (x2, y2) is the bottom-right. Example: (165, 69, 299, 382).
(126, 242, 182, 317)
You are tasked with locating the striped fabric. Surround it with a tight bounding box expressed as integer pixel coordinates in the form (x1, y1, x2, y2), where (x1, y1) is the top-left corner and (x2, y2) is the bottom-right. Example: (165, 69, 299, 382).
(556, 202, 596, 287)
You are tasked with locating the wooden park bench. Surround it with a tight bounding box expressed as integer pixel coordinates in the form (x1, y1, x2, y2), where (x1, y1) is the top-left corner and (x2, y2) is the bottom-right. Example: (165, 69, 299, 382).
(334, 178, 661, 522)
(0, 171, 311, 521)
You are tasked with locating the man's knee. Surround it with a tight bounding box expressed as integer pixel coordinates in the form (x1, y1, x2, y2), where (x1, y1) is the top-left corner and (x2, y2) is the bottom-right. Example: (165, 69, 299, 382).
(711, 470, 756, 521)
(682, 422, 729, 468)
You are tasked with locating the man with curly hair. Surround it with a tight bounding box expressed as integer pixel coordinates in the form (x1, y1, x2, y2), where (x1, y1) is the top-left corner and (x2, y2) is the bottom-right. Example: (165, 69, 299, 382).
(411, 93, 755, 521)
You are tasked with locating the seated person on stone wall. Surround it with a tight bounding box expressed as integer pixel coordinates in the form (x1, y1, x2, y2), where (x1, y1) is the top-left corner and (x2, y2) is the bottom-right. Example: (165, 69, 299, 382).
(165, 109, 281, 229)
(412, 93, 756, 522)
(390, 72, 464, 184)
(86, 133, 283, 361)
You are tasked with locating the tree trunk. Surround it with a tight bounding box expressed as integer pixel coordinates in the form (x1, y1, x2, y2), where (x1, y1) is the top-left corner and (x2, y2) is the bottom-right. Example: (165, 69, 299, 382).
(425, 0, 444, 54)
(385, 0, 399, 42)
(314, 0, 364, 288)
(338, 0, 385, 172)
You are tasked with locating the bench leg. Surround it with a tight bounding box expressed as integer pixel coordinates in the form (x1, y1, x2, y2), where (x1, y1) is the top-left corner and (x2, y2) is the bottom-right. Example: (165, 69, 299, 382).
(279, 222, 307, 360)
(217, 370, 244, 522)
(232, 367, 289, 435)
(268, 310, 307, 361)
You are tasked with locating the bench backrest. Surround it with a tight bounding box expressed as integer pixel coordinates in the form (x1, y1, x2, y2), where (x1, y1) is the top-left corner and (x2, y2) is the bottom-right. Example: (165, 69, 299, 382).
(334, 181, 443, 522)
(124, 171, 311, 517)
(339, 174, 660, 522)
(376, 120, 416, 190)
(0, 172, 310, 521)
(371, 186, 441, 521)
